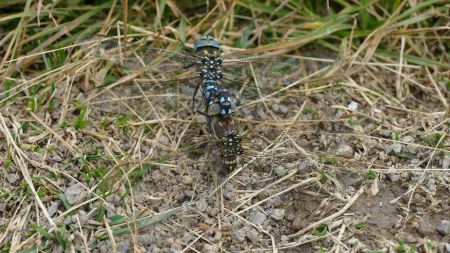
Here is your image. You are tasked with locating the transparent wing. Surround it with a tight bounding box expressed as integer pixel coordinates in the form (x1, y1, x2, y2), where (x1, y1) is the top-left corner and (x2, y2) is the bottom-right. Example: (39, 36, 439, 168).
(215, 51, 341, 122)
(95, 38, 200, 74)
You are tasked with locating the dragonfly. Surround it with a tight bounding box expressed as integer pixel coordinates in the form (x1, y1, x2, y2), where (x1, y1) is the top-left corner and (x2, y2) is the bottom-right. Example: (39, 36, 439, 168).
(86, 36, 343, 172)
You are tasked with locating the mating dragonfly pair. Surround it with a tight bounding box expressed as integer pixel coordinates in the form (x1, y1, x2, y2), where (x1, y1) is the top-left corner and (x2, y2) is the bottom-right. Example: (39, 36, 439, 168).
(89, 35, 341, 172)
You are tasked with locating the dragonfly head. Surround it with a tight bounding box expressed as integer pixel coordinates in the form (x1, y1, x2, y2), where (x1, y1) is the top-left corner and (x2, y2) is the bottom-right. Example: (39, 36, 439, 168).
(194, 36, 221, 54)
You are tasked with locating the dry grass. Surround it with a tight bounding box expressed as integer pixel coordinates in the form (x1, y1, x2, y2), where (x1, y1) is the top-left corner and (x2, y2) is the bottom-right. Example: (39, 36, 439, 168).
(0, 1, 449, 252)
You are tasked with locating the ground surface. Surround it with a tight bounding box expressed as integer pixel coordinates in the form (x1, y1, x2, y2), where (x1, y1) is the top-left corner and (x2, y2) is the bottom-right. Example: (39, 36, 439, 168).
(0, 1, 449, 253)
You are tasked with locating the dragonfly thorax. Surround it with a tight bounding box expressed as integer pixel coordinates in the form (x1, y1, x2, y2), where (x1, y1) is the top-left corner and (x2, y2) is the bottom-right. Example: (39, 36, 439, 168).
(198, 54, 223, 80)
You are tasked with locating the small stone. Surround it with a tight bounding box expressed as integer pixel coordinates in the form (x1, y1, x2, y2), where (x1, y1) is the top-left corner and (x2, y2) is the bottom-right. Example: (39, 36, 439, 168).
(104, 203, 116, 218)
(171, 239, 182, 251)
(6, 174, 18, 184)
(247, 228, 260, 242)
(443, 243, 450, 253)
(383, 144, 393, 154)
(213, 231, 222, 241)
(336, 144, 353, 158)
(426, 178, 436, 190)
(251, 212, 267, 225)
(0, 218, 5, 227)
(196, 198, 207, 212)
(270, 209, 285, 221)
(30, 152, 43, 162)
(159, 135, 169, 146)
(184, 190, 193, 198)
(180, 175, 193, 185)
(278, 104, 288, 114)
(391, 143, 402, 153)
(342, 173, 360, 186)
(232, 227, 247, 242)
(65, 183, 87, 205)
(389, 174, 400, 182)
(417, 221, 433, 237)
(378, 129, 391, 137)
(272, 103, 288, 114)
(225, 182, 234, 191)
(401, 135, 414, 143)
(298, 160, 311, 172)
(443, 157, 450, 170)
(63, 215, 75, 225)
(202, 244, 218, 253)
(52, 245, 64, 253)
(287, 213, 295, 221)
(274, 165, 287, 176)
(436, 220, 450, 236)
(256, 107, 268, 119)
(162, 238, 174, 248)
(118, 241, 130, 253)
(47, 201, 59, 217)
(347, 101, 358, 111)
(292, 215, 303, 230)
(139, 234, 153, 245)
(52, 155, 63, 162)
(78, 210, 88, 225)
(363, 139, 378, 149)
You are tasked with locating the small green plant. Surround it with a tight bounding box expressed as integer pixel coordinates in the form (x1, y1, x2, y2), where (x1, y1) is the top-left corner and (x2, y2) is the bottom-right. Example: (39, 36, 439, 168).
(392, 132, 400, 141)
(116, 115, 130, 133)
(318, 153, 337, 165)
(74, 106, 89, 129)
(396, 240, 416, 253)
(4, 148, 12, 169)
(365, 170, 376, 179)
(31, 224, 52, 240)
(100, 117, 112, 128)
(355, 222, 366, 230)
(421, 132, 444, 147)
(2, 80, 15, 104)
(55, 228, 69, 250)
(302, 107, 315, 115)
(319, 169, 329, 182)
(312, 224, 329, 237)
(59, 193, 71, 210)
(0, 243, 11, 253)
(347, 119, 359, 128)
(59, 120, 70, 128)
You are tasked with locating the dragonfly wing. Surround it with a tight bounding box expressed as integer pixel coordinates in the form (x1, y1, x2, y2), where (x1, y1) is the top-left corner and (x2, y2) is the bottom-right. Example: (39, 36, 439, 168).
(96, 39, 199, 74)
(217, 51, 341, 119)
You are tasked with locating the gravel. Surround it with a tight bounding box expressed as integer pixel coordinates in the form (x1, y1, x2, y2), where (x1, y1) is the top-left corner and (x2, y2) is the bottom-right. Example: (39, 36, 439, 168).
(64, 183, 87, 205)
(5, 174, 18, 184)
(388, 174, 400, 182)
(78, 210, 88, 225)
(232, 227, 247, 242)
(270, 208, 285, 221)
(336, 144, 353, 158)
(391, 143, 402, 153)
(347, 101, 359, 111)
(251, 212, 267, 225)
(436, 220, 450, 236)
(400, 135, 414, 143)
(247, 228, 260, 242)
(47, 201, 59, 217)
(196, 197, 208, 212)
(202, 244, 219, 253)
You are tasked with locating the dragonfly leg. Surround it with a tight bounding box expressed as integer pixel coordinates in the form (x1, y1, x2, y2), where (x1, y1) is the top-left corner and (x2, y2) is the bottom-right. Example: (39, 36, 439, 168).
(196, 110, 213, 134)
(192, 82, 201, 113)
